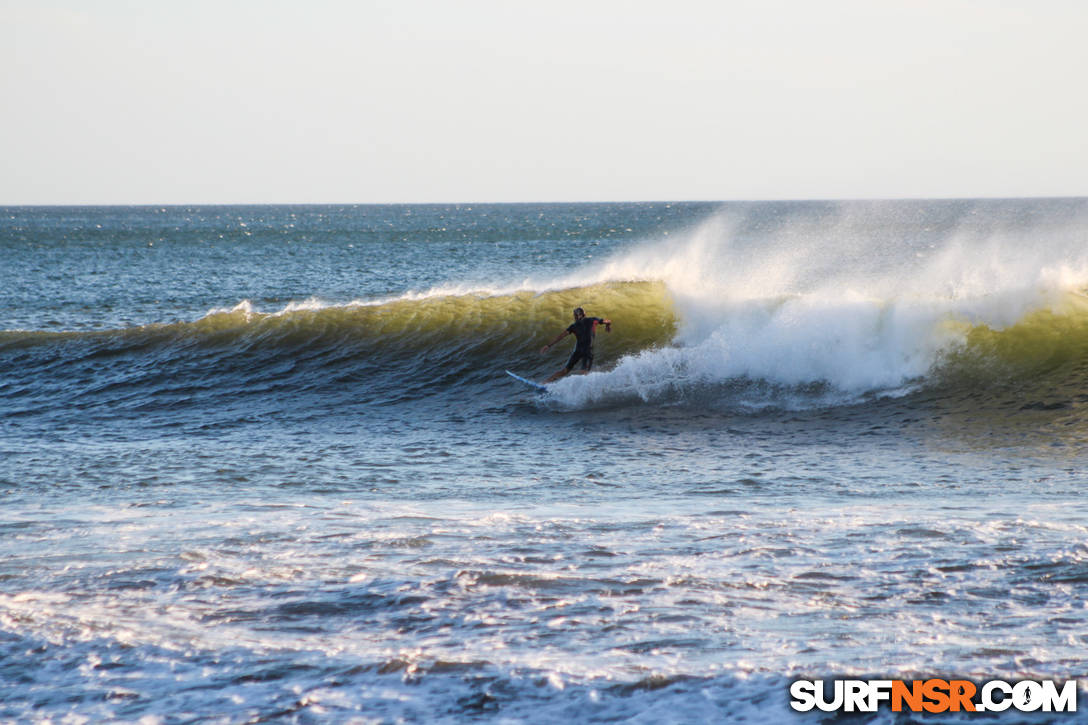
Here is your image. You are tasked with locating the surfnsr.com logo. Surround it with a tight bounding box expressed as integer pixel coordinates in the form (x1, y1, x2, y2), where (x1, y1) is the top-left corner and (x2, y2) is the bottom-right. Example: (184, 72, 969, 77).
(790, 679, 1078, 713)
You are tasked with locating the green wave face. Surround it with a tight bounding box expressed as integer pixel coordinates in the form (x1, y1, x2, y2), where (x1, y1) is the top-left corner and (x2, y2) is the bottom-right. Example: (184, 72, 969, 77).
(0, 282, 678, 386)
(197, 281, 677, 374)
(938, 294, 1088, 386)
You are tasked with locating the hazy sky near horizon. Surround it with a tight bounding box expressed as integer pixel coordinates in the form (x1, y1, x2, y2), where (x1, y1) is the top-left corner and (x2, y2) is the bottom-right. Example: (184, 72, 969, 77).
(3, 0, 1087, 204)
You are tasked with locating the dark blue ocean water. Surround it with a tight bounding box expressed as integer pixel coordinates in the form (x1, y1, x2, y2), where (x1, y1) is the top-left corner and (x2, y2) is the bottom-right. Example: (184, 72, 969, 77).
(3, 201, 1088, 722)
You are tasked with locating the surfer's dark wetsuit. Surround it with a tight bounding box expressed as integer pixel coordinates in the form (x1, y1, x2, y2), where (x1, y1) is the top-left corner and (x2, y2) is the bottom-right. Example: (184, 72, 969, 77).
(564, 316, 605, 371)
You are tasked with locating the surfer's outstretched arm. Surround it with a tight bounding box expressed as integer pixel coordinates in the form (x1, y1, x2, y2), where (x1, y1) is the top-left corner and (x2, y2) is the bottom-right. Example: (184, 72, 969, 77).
(540, 329, 569, 354)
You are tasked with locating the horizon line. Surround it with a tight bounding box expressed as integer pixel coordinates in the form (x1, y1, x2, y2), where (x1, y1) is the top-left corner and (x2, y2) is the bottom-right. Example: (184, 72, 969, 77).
(4, 194, 1088, 208)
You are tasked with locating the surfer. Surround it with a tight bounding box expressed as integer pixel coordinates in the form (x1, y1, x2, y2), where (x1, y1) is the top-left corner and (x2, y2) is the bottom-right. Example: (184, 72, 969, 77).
(541, 307, 612, 383)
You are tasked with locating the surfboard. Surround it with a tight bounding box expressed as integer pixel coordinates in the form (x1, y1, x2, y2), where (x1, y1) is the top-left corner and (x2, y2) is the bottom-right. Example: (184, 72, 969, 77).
(505, 370, 548, 393)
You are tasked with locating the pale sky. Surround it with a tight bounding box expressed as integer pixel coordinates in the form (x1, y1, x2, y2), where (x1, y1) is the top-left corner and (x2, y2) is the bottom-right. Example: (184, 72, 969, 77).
(3, 0, 1087, 204)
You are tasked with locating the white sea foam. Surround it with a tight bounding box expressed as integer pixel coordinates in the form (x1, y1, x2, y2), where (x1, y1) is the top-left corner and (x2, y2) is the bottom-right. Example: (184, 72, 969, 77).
(5, 494, 1088, 722)
(197, 202, 1088, 405)
(548, 203, 1088, 405)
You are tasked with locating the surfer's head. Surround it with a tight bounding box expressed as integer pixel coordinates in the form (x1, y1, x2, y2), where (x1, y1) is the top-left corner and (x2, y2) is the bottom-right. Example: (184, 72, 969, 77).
(573, 307, 585, 320)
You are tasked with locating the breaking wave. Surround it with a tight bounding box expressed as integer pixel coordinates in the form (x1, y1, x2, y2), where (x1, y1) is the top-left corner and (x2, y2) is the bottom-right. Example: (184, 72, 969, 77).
(5, 200, 1088, 416)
